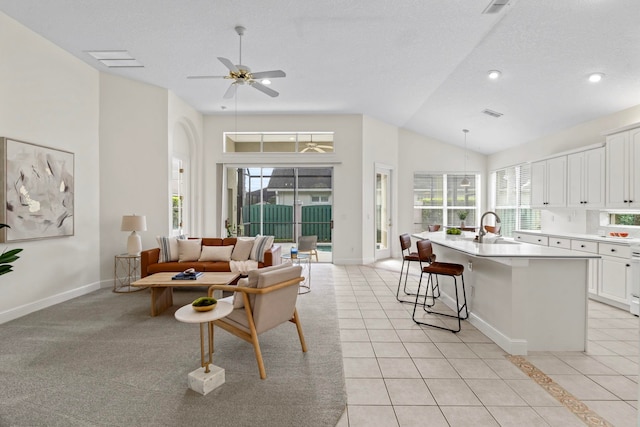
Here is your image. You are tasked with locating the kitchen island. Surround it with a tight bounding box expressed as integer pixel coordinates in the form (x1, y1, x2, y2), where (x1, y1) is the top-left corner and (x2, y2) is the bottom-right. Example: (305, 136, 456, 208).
(412, 231, 601, 354)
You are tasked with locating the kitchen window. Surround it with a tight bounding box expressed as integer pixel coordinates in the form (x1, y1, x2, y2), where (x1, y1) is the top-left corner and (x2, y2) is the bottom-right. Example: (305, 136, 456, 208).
(413, 172, 479, 232)
(491, 163, 540, 237)
(609, 213, 640, 226)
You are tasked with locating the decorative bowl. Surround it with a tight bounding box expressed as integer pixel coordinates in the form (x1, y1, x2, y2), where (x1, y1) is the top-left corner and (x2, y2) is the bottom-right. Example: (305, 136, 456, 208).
(484, 226, 497, 233)
(191, 296, 217, 312)
(193, 303, 216, 312)
(609, 232, 619, 237)
(619, 232, 629, 237)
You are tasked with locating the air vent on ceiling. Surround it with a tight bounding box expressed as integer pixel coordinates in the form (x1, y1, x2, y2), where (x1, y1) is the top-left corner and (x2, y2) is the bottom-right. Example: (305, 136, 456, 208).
(482, 0, 510, 14)
(482, 108, 504, 118)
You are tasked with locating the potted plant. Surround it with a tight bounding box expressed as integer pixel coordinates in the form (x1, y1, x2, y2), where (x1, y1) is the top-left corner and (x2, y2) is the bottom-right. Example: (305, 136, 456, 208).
(0, 224, 22, 275)
(457, 210, 468, 228)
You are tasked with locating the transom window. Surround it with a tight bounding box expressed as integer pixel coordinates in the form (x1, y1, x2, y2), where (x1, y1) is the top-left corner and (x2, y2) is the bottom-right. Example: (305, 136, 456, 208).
(224, 132, 334, 153)
(413, 172, 479, 233)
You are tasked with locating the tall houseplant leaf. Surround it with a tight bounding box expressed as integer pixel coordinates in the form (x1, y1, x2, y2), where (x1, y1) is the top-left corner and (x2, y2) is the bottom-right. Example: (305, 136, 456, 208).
(0, 224, 22, 275)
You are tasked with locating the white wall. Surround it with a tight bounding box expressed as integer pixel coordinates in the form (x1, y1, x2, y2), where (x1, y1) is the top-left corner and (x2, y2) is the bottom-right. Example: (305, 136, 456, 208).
(362, 116, 399, 262)
(203, 114, 364, 264)
(0, 12, 101, 322)
(397, 128, 488, 237)
(99, 73, 169, 280)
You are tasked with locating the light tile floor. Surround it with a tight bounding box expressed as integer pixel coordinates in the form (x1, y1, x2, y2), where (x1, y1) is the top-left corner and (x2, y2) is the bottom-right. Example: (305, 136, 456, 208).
(311, 261, 640, 427)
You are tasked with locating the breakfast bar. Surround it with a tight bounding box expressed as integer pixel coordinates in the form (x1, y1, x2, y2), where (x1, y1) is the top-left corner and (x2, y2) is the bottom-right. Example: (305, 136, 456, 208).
(412, 231, 601, 355)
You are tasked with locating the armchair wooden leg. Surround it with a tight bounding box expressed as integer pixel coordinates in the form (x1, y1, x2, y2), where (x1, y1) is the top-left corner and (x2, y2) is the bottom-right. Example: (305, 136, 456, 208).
(244, 296, 267, 379)
(292, 309, 307, 352)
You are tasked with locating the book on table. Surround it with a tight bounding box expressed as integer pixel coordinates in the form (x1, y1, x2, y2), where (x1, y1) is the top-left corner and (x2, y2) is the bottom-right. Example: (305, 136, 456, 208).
(172, 271, 203, 280)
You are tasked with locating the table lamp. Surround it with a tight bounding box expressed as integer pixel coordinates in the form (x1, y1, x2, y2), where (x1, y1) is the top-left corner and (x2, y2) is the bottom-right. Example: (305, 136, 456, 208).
(121, 214, 147, 256)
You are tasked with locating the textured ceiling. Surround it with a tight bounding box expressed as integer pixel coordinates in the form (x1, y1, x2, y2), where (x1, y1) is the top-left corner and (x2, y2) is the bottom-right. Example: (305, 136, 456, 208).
(1, 0, 639, 154)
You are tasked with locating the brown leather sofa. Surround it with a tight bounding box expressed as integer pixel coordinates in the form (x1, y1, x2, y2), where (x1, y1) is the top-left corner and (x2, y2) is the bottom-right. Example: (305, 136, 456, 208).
(140, 237, 281, 278)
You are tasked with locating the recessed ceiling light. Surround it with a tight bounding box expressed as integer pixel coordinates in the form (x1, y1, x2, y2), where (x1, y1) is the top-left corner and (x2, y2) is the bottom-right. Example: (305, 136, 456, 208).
(588, 73, 604, 83)
(261, 79, 272, 85)
(488, 70, 501, 80)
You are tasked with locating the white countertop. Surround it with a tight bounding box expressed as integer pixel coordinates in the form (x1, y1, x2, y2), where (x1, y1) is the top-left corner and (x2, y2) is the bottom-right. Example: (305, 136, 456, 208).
(514, 229, 640, 246)
(412, 231, 601, 259)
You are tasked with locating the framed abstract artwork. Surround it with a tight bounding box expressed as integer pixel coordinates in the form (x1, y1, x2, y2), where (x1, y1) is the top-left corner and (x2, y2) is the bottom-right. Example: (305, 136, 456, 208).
(0, 138, 74, 242)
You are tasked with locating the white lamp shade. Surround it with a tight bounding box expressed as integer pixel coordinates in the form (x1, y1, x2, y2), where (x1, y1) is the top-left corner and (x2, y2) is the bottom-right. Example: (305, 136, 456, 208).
(121, 215, 147, 232)
(121, 215, 146, 256)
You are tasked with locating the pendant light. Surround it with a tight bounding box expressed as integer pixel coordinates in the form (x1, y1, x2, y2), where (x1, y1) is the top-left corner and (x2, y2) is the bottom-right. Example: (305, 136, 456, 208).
(460, 129, 471, 187)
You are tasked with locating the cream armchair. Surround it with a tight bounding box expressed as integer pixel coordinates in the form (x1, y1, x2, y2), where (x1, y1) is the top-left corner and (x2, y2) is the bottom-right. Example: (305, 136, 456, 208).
(207, 265, 306, 379)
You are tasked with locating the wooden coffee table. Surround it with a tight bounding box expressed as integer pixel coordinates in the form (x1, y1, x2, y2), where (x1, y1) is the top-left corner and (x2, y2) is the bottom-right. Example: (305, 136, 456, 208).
(131, 272, 239, 316)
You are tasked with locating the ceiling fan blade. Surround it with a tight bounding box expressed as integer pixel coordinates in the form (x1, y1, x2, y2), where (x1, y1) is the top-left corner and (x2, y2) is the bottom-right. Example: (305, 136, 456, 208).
(300, 147, 310, 153)
(223, 83, 237, 99)
(187, 75, 227, 79)
(217, 57, 238, 73)
(251, 81, 279, 97)
(251, 70, 286, 79)
(312, 147, 324, 152)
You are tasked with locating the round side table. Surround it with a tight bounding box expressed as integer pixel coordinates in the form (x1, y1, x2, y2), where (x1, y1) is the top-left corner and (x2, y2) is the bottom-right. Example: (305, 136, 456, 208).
(174, 301, 233, 395)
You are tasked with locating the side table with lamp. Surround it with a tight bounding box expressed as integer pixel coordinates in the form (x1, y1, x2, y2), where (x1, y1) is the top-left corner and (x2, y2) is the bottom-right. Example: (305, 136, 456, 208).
(115, 214, 147, 293)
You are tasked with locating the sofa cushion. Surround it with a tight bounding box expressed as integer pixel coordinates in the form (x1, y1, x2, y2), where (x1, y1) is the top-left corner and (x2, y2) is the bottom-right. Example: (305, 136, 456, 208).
(156, 235, 186, 263)
(250, 235, 274, 263)
(233, 262, 290, 309)
(199, 245, 233, 262)
(232, 238, 254, 261)
(178, 238, 202, 262)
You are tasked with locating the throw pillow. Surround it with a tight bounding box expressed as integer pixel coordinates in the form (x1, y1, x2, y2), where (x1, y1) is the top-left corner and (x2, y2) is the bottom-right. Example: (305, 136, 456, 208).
(232, 263, 290, 308)
(156, 235, 186, 263)
(198, 245, 234, 262)
(249, 235, 275, 263)
(231, 237, 254, 261)
(178, 239, 202, 262)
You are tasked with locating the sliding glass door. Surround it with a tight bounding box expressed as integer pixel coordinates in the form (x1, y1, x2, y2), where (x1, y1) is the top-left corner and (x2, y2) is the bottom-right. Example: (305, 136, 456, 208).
(224, 166, 333, 262)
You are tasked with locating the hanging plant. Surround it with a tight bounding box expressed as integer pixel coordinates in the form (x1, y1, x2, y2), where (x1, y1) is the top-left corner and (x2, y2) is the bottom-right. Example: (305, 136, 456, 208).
(0, 224, 22, 275)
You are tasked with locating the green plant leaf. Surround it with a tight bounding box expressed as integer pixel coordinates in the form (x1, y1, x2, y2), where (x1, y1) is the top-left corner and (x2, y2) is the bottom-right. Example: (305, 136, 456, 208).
(0, 265, 13, 275)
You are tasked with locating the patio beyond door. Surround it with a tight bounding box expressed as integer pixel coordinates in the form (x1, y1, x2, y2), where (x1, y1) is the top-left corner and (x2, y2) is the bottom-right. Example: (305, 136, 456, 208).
(225, 166, 333, 262)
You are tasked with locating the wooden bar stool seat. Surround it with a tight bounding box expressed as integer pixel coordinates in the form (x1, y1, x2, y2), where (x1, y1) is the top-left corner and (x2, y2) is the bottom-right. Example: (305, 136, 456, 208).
(412, 239, 468, 333)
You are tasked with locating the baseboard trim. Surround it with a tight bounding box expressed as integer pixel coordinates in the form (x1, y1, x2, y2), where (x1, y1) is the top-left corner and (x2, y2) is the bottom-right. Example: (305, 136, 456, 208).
(0, 281, 103, 324)
(437, 290, 528, 355)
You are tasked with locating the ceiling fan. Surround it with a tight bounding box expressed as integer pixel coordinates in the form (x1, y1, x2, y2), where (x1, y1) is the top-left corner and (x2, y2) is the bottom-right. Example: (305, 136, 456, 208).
(301, 142, 333, 153)
(187, 26, 286, 99)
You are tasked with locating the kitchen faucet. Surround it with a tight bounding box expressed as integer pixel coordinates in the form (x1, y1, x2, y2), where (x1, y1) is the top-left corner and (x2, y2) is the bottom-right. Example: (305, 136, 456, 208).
(478, 211, 501, 243)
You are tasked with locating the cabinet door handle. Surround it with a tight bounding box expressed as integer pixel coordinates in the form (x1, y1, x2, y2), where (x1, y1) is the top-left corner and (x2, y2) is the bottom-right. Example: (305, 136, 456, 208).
(624, 200, 629, 203)
(538, 239, 542, 242)
(580, 244, 585, 248)
(626, 264, 631, 267)
(611, 249, 616, 252)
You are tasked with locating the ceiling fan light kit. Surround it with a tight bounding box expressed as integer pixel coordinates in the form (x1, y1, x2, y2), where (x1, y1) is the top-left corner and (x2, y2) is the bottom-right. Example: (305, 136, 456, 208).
(187, 25, 286, 98)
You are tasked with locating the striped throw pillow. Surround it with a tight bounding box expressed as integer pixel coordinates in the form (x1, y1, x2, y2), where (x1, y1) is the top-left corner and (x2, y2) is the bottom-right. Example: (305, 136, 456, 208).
(249, 235, 274, 263)
(156, 235, 186, 263)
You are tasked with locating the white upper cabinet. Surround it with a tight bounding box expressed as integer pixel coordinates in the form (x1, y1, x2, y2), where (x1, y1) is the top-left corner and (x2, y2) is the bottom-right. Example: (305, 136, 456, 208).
(567, 147, 605, 208)
(531, 156, 566, 208)
(606, 127, 640, 208)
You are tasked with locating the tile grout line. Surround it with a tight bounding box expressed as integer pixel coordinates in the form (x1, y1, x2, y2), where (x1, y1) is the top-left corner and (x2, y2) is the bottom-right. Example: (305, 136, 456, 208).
(507, 355, 614, 427)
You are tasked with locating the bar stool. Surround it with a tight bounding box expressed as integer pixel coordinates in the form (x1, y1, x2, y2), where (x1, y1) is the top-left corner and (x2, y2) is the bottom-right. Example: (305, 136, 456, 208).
(396, 234, 440, 303)
(412, 239, 468, 333)
(396, 234, 421, 303)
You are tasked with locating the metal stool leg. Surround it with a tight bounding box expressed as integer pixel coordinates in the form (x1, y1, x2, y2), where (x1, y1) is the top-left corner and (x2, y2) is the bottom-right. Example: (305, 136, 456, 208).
(412, 273, 467, 333)
(397, 258, 423, 304)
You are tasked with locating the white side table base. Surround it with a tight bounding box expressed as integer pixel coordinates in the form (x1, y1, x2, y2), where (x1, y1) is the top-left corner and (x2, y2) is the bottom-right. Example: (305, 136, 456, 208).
(188, 365, 225, 395)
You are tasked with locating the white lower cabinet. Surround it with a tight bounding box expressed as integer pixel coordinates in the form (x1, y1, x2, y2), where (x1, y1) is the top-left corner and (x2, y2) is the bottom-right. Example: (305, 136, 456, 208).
(513, 232, 548, 246)
(514, 232, 631, 309)
(598, 243, 632, 306)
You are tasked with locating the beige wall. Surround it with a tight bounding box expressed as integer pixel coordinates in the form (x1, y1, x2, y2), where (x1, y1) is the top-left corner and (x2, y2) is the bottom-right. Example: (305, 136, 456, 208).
(0, 12, 100, 322)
